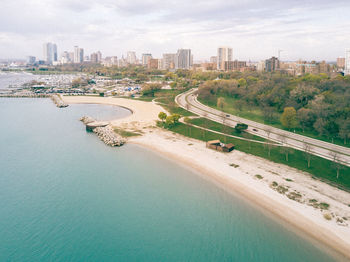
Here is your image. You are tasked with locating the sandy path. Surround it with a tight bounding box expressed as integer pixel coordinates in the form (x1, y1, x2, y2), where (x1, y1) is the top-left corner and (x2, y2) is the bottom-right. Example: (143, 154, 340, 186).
(63, 96, 166, 127)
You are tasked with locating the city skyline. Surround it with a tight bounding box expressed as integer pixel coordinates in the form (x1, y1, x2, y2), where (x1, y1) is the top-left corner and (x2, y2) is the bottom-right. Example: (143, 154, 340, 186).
(1, 0, 350, 61)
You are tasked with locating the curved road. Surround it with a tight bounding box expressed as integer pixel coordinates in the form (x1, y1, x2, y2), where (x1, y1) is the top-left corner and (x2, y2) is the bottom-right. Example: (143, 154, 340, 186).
(176, 88, 350, 166)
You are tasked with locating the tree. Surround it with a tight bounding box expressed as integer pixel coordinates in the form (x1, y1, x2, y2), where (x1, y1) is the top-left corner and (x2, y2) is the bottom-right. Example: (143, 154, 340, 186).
(165, 115, 174, 127)
(172, 114, 181, 124)
(238, 78, 247, 87)
(329, 152, 345, 179)
(338, 118, 350, 145)
(242, 132, 252, 150)
(234, 100, 245, 113)
(280, 107, 297, 130)
(158, 112, 167, 122)
(297, 108, 312, 132)
(262, 106, 275, 123)
(303, 142, 313, 168)
(217, 97, 225, 111)
(141, 83, 162, 97)
(278, 134, 293, 161)
(165, 114, 181, 127)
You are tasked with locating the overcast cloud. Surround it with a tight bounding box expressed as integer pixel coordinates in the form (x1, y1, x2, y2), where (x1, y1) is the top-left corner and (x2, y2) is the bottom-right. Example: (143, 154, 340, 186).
(0, 0, 349, 61)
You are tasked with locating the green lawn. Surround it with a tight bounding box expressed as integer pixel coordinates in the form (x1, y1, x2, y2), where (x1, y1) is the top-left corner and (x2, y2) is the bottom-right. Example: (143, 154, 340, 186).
(152, 89, 195, 116)
(160, 122, 350, 192)
(187, 118, 265, 141)
(199, 95, 350, 148)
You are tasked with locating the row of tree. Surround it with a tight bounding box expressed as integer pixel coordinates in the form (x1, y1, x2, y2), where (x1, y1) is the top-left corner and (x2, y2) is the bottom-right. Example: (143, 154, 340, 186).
(198, 73, 350, 144)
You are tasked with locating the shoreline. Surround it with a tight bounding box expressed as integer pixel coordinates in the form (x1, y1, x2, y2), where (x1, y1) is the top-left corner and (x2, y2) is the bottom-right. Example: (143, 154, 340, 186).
(62, 96, 350, 261)
(129, 132, 350, 261)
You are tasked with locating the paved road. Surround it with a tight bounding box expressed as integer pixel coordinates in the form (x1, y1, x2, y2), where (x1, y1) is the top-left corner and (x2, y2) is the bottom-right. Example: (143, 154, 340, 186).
(176, 88, 350, 166)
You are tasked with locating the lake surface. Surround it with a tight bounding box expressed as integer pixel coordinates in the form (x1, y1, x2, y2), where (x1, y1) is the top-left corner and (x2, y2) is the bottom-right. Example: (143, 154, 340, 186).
(0, 97, 336, 261)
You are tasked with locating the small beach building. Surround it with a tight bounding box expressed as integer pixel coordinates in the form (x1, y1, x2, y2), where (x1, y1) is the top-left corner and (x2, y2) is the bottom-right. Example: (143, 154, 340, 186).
(206, 140, 235, 152)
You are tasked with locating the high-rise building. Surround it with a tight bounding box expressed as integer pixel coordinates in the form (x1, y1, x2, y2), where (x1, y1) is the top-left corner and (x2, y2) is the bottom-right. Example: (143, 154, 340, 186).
(90, 51, 102, 63)
(74, 46, 79, 63)
(43, 42, 57, 64)
(337, 57, 345, 69)
(217, 47, 233, 71)
(257, 61, 266, 71)
(175, 49, 192, 69)
(90, 53, 98, 63)
(96, 51, 102, 62)
(163, 53, 176, 70)
(127, 51, 137, 64)
(142, 54, 152, 67)
(26, 56, 36, 65)
(60, 51, 70, 64)
(345, 49, 350, 75)
(265, 57, 280, 72)
(74, 46, 84, 63)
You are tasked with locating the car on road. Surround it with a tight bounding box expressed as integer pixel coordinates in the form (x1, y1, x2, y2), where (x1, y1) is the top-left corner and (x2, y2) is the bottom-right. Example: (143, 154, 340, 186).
(252, 128, 258, 132)
(226, 114, 230, 117)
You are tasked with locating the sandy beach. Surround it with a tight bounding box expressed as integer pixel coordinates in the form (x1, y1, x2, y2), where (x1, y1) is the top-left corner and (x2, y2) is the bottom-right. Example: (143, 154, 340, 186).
(63, 95, 350, 261)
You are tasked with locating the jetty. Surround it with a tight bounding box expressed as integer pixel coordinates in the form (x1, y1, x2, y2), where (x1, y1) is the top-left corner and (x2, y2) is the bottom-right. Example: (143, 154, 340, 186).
(51, 94, 68, 108)
(80, 116, 125, 147)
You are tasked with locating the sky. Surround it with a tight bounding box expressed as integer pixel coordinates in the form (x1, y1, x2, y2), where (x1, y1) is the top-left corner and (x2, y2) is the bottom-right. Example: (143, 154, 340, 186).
(0, 0, 350, 61)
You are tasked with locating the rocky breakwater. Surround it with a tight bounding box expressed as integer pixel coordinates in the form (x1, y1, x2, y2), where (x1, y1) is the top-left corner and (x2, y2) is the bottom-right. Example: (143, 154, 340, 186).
(51, 94, 68, 108)
(80, 116, 126, 147)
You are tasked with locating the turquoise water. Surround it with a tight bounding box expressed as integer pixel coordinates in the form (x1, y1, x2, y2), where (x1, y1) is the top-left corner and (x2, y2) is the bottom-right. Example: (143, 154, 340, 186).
(0, 98, 336, 261)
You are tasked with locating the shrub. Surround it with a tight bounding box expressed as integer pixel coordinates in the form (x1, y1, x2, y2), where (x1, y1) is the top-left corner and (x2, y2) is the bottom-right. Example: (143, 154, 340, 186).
(323, 213, 332, 220)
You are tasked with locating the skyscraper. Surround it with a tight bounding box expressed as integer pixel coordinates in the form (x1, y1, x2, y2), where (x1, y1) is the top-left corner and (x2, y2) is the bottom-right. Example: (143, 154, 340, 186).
(217, 47, 233, 71)
(175, 49, 191, 69)
(127, 51, 137, 64)
(142, 54, 152, 67)
(74, 46, 84, 63)
(345, 49, 350, 75)
(43, 42, 57, 64)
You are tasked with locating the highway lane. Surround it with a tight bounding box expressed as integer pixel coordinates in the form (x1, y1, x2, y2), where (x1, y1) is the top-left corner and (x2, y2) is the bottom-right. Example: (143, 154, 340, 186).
(176, 88, 350, 166)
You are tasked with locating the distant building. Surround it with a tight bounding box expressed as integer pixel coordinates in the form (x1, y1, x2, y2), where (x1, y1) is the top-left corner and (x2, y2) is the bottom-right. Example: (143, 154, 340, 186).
(90, 53, 98, 63)
(127, 51, 137, 64)
(26, 56, 36, 65)
(103, 56, 118, 66)
(257, 61, 265, 71)
(43, 42, 57, 64)
(217, 47, 233, 70)
(148, 58, 159, 69)
(337, 57, 345, 69)
(201, 62, 216, 71)
(265, 56, 280, 72)
(142, 54, 152, 67)
(175, 49, 191, 69)
(74, 46, 84, 63)
(210, 56, 217, 64)
(224, 60, 247, 71)
(345, 49, 350, 75)
(162, 53, 176, 70)
(96, 51, 102, 62)
(60, 51, 70, 64)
